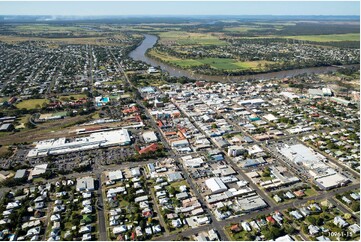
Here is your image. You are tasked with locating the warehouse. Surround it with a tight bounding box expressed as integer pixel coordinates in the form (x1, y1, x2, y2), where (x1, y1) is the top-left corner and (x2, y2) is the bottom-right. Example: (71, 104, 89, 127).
(27, 129, 131, 157)
(205, 177, 227, 194)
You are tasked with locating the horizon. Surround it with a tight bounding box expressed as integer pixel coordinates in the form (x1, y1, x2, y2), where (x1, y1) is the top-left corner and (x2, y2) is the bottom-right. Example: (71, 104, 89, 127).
(0, 1, 359, 16)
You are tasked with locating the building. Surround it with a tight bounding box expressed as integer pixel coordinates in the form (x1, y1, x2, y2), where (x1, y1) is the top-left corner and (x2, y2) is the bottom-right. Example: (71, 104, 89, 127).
(0, 123, 14, 132)
(227, 146, 247, 157)
(237, 195, 267, 212)
(76, 177, 95, 192)
(139, 143, 159, 154)
(30, 164, 48, 178)
(108, 170, 123, 182)
(205, 178, 227, 194)
(27, 129, 131, 157)
(14, 169, 27, 179)
(142, 131, 158, 143)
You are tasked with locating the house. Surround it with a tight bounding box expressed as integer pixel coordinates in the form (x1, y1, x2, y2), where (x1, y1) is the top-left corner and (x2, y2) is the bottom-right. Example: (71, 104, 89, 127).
(208, 229, 219, 241)
(79, 225, 92, 234)
(285, 191, 295, 199)
(350, 193, 360, 200)
(113, 225, 127, 234)
(230, 224, 241, 232)
(171, 219, 183, 228)
(299, 207, 310, 217)
(82, 233, 92, 241)
(316, 235, 331, 241)
(308, 225, 320, 235)
(241, 222, 251, 232)
(273, 195, 282, 203)
(152, 225, 162, 234)
(348, 224, 360, 234)
(266, 216, 276, 224)
(333, 216, 349, 228)
(176, 192, 189, 200)
(81, 205, 93, 214)
(342, 196, 352, 205)
(50, 214, 61, 222)
(290, 210, 303, 220)
(249, 221, 260, 231)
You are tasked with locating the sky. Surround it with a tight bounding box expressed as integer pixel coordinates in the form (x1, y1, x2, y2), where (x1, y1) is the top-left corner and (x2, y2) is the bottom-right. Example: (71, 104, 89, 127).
(0, 1, 359, 16)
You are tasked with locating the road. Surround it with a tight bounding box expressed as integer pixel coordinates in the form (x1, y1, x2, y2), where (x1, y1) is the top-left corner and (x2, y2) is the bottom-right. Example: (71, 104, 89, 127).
(96, 173, 107, 241)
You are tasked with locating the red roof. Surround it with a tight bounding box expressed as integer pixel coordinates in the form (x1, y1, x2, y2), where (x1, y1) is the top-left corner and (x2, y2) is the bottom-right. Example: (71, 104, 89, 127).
(139, 143, 158, 154)
(266, 216, 275, 223)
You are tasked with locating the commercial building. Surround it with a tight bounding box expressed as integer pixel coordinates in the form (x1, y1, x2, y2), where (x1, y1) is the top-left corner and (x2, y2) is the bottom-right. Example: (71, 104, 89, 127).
(27, 129, 131, 157)
(76, 177, 95, 192)
(108, 170, 123, 182)
(205, 178, 227, 194)
(142, 131, 158, 143)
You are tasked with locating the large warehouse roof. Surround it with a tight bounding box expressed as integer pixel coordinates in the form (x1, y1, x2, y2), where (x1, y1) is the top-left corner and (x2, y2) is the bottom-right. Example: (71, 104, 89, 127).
(27, 129, 131, 157)
(205, 177, 227, 194)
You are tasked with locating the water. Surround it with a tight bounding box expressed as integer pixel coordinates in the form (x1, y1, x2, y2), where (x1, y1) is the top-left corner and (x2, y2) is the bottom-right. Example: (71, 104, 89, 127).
(129, 34, 360, 82)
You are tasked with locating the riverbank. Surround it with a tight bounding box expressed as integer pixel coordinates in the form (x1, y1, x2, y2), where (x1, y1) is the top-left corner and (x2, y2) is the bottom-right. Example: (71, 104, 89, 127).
(129, 34, 360, 82)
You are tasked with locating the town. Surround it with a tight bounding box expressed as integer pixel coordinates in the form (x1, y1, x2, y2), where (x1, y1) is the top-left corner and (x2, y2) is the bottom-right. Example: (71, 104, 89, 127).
(0, 10, 359, 242)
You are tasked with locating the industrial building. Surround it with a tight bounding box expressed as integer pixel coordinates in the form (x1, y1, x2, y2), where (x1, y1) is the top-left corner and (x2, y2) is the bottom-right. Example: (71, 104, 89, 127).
(27, 129, 131, 157)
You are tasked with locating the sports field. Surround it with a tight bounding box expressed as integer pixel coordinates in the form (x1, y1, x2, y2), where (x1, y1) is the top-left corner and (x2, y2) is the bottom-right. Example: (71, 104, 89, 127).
(16, 99, 49, 110)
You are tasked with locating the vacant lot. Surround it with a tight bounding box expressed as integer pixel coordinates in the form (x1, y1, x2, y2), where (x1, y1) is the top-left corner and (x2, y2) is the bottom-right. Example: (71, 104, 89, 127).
(16, 99, 49, 110)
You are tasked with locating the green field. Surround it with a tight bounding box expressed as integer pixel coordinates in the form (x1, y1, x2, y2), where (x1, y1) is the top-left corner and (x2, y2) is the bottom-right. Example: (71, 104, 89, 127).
(158, 31, 228, 45)
(149, 49, 272, 70)
(284, 33, 360, 42)
(16, 99, 49, 110)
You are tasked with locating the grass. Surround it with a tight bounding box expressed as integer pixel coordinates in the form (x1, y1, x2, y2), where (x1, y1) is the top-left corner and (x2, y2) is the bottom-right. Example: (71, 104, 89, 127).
(169, 180, 188, 191)
(158, 31, 228, 46)
(304, 188, 318, 197)
(59, 94, 87, 101)
(149, 49, 273, 71)
(16, 98, 49, 110)
(283, 33, 360, 42)
(119, 200, 130, 208)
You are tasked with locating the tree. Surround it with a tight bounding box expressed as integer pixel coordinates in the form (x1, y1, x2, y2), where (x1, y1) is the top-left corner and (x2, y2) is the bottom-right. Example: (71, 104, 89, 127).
(168, 186, 176, 196)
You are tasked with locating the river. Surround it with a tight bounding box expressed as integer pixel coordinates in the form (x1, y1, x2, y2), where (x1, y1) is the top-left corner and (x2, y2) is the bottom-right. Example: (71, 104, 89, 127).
(129, 34, 359, 82)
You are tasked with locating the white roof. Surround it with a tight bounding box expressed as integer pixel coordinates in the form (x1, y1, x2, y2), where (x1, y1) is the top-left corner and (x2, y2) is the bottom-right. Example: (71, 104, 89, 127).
(205, 178, 227, 194)
(108, 170, 123, 182)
